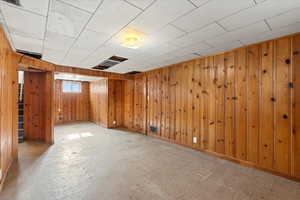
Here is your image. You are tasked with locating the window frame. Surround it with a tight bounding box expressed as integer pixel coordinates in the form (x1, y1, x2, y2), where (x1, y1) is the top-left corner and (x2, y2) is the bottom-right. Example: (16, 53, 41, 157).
(62, 80, 82, 93)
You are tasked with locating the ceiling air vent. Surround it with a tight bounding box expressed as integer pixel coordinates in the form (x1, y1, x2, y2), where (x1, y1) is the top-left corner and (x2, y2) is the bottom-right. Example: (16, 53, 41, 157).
(16, 49, 42, 59)
(92, 55, 128, 70)
(125, 71, 141, 74)
(2, 0, 20, 6)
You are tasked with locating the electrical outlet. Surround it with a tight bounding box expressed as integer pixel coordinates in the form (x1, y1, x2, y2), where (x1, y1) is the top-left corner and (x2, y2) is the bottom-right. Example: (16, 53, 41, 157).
(193, 137, 197, 144)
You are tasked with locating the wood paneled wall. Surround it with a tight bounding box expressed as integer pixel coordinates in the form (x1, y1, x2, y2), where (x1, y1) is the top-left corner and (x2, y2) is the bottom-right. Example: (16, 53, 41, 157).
(24, 71, 54, 144)
(108, 80, 124, 128)
(0, 26, 19, 189)
(123, 75, 147, 133)
(90, 79, 125, 128)
(124, 33, 300, 180)
(90, 79, 109, 127)
(54, 80, 90, 124)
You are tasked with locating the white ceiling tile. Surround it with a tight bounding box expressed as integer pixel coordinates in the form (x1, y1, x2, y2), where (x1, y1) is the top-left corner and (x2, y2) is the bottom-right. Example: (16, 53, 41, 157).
(205, 21, 269, 46)
(170, 23, 226, 47)
(44, 32, 74, 51)
(129, 0, 195, 34)
(43, 48, 67, 64)
(73, 29, 108, 51)
(148, 24, 186, 45)
(81, 46, 116, 66)
(11, 34, 43, 53)
(168, 54, 199, 63)
(0, 3, 46, 39)
(267, 7, 300, 30)
(254, 0, 267, 3)
(172, 0, 254, 32)
(219, 0, 300, 31)
(87, 0, 141, 35)
(62, 49, 91, 66)
(0, 0, 49, 16)
(47, 0, 91, 38)
(190, 0, 211, 7)
(144, 43, 179, 57)
(166, 42, 210, 58)
(242, 22, 300, 45)
(124, 0, 155, 10)
(197, 40, 243, 56)
(61, 0, 103, 13)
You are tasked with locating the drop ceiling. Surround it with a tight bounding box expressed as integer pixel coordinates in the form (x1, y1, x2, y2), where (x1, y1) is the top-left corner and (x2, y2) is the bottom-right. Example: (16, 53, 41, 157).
(0, 0, 300, 73)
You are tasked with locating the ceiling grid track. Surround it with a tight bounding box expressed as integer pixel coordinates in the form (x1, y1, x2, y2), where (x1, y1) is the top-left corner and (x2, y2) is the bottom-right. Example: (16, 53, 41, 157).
(41, 0, 52, 56)
(79, 0, 158, 65)
(122, 0, 144, 11)
(59, 0, 105, 63)
(264, 19, 272, 31)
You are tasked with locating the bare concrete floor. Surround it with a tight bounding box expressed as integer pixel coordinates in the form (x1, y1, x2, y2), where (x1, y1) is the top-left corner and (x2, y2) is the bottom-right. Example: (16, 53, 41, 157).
(0, 122, 300, 200)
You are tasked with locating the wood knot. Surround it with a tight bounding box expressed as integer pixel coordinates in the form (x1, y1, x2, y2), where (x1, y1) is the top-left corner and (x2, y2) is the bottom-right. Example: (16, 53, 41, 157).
(285, 59, 291, 65)
(271, 97, 276, 102)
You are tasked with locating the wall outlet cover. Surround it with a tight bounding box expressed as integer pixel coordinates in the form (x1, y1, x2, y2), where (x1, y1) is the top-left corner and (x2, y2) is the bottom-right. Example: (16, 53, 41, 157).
(193, 137, 197, 144)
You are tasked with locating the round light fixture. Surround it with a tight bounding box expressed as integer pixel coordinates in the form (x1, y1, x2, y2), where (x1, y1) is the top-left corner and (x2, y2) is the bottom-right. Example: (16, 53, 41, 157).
(121, 28, 145, 49)
(123, 37, 140, 49)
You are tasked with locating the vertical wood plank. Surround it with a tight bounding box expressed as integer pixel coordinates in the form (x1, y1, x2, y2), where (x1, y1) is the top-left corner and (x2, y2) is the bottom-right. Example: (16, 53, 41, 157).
(259, 41, 275, 169)
(192, 59, 202, 149)
(247, 45, 260, 163)
(215, 54, 226, 154)
(292, 34, 300, 178)
(235, 48, 248, 161)
(274, 38, 292, 174)
(187, 61, 195, 147)
(224, 51, 236, 157)
(175, 65, 182, 143)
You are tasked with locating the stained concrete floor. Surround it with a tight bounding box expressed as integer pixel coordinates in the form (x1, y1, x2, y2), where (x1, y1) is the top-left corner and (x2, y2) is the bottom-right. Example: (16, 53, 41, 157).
(0, 122, 300, 200)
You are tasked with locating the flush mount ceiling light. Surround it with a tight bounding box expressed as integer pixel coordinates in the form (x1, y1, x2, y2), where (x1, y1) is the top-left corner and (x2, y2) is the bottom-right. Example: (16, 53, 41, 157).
(121, 28, 145, 49)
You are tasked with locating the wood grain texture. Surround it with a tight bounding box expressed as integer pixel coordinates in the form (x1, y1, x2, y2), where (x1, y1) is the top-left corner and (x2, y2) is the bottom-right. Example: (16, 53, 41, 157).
(108, 80, 124, 128)
(259, 41, 274, 169)
(0, 26, 19, 189)
(246, 45, 260, 164)
(292, 34, 300, 178)
(274, 38, 292, 174)
(123, 80, 134, 130)
(24, 71, 54, 144)
(90, 79, 109, 127)
(54, 80, 90, 124)
(235, 48, 247, 161)
(122, 33, 300, 181)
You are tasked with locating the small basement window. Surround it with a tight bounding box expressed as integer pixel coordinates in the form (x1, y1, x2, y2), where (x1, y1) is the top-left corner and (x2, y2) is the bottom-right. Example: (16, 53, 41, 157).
(62, 81, 81, 93)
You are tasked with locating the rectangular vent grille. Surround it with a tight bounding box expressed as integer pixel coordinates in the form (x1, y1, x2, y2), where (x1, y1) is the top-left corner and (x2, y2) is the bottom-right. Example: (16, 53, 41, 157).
(150, 126, 157, 133)
(3, 0, 20, 6)
(126, 71, 141, 74)
(16, 49, 42, 59)
(92, 55, 128, 71)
